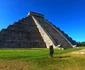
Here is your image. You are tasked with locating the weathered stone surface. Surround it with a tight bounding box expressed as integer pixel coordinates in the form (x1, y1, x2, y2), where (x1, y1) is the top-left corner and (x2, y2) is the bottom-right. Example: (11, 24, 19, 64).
(0, 16, 46, 48)
(32, 16, 77, 48)
(0, 12, 77, 48)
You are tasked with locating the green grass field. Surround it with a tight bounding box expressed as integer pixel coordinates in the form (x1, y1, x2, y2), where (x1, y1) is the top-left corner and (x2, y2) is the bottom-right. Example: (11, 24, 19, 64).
(0, 47, 85, 70)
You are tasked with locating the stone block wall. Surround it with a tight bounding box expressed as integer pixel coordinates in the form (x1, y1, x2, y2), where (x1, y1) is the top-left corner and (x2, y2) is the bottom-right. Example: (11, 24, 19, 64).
(0, 16, 46, 48)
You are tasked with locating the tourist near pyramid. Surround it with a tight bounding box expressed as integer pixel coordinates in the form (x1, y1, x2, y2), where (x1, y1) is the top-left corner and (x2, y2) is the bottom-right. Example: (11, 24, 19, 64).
(0, 12, 77, 48)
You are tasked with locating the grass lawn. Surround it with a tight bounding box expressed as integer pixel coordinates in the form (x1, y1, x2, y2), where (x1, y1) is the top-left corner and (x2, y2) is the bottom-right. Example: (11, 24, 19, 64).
(0, 47, 85, 70)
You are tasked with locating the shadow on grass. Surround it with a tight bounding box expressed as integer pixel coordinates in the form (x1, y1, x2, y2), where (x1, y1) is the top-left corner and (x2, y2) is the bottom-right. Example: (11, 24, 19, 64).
(53, 55, 70, 58)
(0, 55, 48, 60)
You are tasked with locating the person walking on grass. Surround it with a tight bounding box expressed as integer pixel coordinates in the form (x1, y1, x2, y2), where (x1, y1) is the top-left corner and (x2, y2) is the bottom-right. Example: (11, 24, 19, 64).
(49, 45, 54, 57)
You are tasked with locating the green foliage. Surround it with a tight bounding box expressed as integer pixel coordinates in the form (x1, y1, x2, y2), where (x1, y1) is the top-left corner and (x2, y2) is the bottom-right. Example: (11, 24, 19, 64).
(78, 42, 85, 46)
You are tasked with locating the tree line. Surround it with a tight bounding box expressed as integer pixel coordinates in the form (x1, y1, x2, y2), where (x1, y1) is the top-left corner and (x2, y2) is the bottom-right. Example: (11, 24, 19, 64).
(77, 42, 85, 46)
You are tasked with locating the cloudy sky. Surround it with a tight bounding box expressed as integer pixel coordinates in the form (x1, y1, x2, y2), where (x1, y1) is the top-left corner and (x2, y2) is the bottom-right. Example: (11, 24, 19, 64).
(0, 0, 85, 42)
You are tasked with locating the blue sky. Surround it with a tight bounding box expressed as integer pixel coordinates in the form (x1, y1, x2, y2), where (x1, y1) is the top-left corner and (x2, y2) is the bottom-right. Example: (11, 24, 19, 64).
(0, 0, 85, 42)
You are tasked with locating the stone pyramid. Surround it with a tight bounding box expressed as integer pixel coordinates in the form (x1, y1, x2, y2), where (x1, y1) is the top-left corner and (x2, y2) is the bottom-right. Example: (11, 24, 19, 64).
(0, 12, 77, 48)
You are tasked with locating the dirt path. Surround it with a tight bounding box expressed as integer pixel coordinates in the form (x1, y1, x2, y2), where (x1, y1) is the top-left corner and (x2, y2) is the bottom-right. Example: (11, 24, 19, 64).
(71, 49, 85, 54)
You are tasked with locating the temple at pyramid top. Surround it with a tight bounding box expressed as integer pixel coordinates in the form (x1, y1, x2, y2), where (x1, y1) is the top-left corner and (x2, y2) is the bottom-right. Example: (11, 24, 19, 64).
(27, 12, 44, 18)
(0, 11, 77, 48)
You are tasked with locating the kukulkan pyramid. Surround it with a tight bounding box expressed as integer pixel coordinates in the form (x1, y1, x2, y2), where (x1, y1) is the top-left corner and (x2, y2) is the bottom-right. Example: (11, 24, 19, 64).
(0, 12, 77, 48)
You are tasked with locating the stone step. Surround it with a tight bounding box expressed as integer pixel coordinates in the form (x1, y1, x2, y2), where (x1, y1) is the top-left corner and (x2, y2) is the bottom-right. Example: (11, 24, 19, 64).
(0, 29, 43, 41)
(0, 41, 46, 48)
(56, 27, 77, 45)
